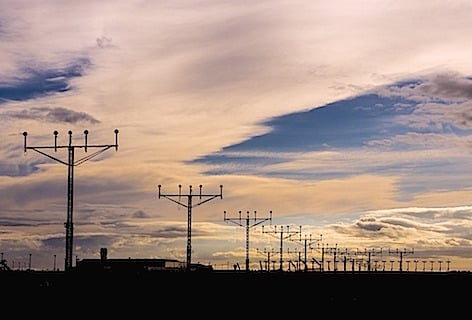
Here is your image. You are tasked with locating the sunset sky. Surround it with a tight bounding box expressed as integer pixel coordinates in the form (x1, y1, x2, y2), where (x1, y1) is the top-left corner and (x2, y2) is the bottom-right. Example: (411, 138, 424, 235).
(2, 0, 472, 272)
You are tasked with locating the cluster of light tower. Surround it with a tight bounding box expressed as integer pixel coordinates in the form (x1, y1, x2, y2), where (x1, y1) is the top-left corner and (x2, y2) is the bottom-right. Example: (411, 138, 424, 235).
(21, 129, 451, 273)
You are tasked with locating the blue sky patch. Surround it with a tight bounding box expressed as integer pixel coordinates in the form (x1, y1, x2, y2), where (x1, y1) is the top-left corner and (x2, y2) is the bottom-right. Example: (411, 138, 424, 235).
(0, 58, 90, 103)
(193, 92, 417, 168)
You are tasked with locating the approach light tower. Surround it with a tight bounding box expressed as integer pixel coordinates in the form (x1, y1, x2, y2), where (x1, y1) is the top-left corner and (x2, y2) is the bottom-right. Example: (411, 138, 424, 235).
(262, 224, 301, 271)
(158, 184, 223, 271)
(23, 129, 119, 271)
(224, 210, 272, 272)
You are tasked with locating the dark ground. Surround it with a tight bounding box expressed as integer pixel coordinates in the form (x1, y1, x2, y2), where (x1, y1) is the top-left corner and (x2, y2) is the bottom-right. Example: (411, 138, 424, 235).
(1, 270, 470, 315)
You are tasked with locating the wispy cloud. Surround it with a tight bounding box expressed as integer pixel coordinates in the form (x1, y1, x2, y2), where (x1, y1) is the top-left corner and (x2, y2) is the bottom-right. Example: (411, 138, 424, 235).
(3, 106, 99, 123)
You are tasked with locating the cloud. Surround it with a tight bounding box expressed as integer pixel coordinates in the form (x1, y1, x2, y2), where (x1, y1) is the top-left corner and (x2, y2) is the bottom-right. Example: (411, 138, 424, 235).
(132, 210, 149, 219)
(96, 36, 113, 48)
(0, 60, 90, 102)
(0, 162, 37, 177)
(417, 73, 472, 100)
(3, 106, 99, 124)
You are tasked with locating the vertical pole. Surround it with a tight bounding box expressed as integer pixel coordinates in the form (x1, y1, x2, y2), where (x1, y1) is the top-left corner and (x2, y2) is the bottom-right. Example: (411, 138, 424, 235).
(267, 251, 270, 271)
(245, 211, 249, 271)
(321, 247, 325, 272)
(304, 238, 307, 271)
(186, 187, 193, 271)
(279, 227, 283, 271)
(65, 145, 74, 271)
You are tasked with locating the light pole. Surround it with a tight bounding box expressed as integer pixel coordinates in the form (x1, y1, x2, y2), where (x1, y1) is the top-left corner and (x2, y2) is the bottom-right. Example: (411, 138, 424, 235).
(224, 210, 272, 272)
(262, 224, 301, 271)
(158, 184, 223, 271)
(23, 129, 119, 271)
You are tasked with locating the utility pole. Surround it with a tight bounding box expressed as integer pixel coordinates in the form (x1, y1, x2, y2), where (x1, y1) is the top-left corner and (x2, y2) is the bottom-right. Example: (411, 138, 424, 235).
(23, 129, 119, 271)
(262, 224, 301, 271)
(224, 210, 272, 272)
(158, 184, 223, 271)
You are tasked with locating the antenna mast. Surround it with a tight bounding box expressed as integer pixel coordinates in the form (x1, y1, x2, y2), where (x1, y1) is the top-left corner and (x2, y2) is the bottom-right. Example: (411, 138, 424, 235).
(158, 184, 223, 271)
(23, 129, 119, 271)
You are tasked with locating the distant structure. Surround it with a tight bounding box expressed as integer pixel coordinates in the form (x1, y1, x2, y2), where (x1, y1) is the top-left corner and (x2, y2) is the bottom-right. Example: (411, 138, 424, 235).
(23, 129, 119, 272)
(289, 233, 323, 271)
(78, 248, 186, 272)
(77, 258, 189, 272)
(158, 184, 223, 271)
(224, 210, 272, 272)
(77, 247, 210, 272)
(0, 252, 11, 271)
(262, 224, 301, 271)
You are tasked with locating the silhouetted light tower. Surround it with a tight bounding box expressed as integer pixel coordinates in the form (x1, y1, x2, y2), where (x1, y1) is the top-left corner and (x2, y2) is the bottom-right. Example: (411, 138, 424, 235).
(262, 224, 301, 271)
(357, 247, 383, 272)
(388, 248, 414, 272)
(23, 129, 119, 271)
(158, 184, 223, 271)
(256, 247, 279, 272)
(290, 233, 322, 271)
(224, 210, 272, 272)
(321, 243, 339, 272)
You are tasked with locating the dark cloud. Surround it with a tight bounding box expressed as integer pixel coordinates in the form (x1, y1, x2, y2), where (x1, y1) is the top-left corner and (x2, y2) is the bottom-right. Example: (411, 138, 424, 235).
(96, 35, 113, 48)
(0, 59, 91, 102)
(356, 219, 384, 232)
(0, 215, 60, 228)
(418, 74, 472, 100)
(71, 234, 116, 258)
(149, 226, 187, 239)
(0, 162, 39, 177)
(132, 210, 149, 219)
(4, 106, 99, 124)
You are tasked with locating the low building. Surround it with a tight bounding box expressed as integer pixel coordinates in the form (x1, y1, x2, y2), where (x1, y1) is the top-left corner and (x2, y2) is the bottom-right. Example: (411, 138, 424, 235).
(76, 257, 186, 273)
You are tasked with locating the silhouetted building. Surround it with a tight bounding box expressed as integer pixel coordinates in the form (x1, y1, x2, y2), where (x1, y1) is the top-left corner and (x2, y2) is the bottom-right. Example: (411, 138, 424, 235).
(77, 257, 186, 273)
(77, 257, 214, 273)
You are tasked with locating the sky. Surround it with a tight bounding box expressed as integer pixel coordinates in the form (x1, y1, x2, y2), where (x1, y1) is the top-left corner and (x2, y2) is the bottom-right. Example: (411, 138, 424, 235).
(2, 0, 472, 272)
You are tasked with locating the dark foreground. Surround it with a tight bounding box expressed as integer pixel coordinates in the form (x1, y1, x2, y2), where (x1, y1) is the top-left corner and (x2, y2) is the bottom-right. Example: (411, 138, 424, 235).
(1, 270, 470, 314)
